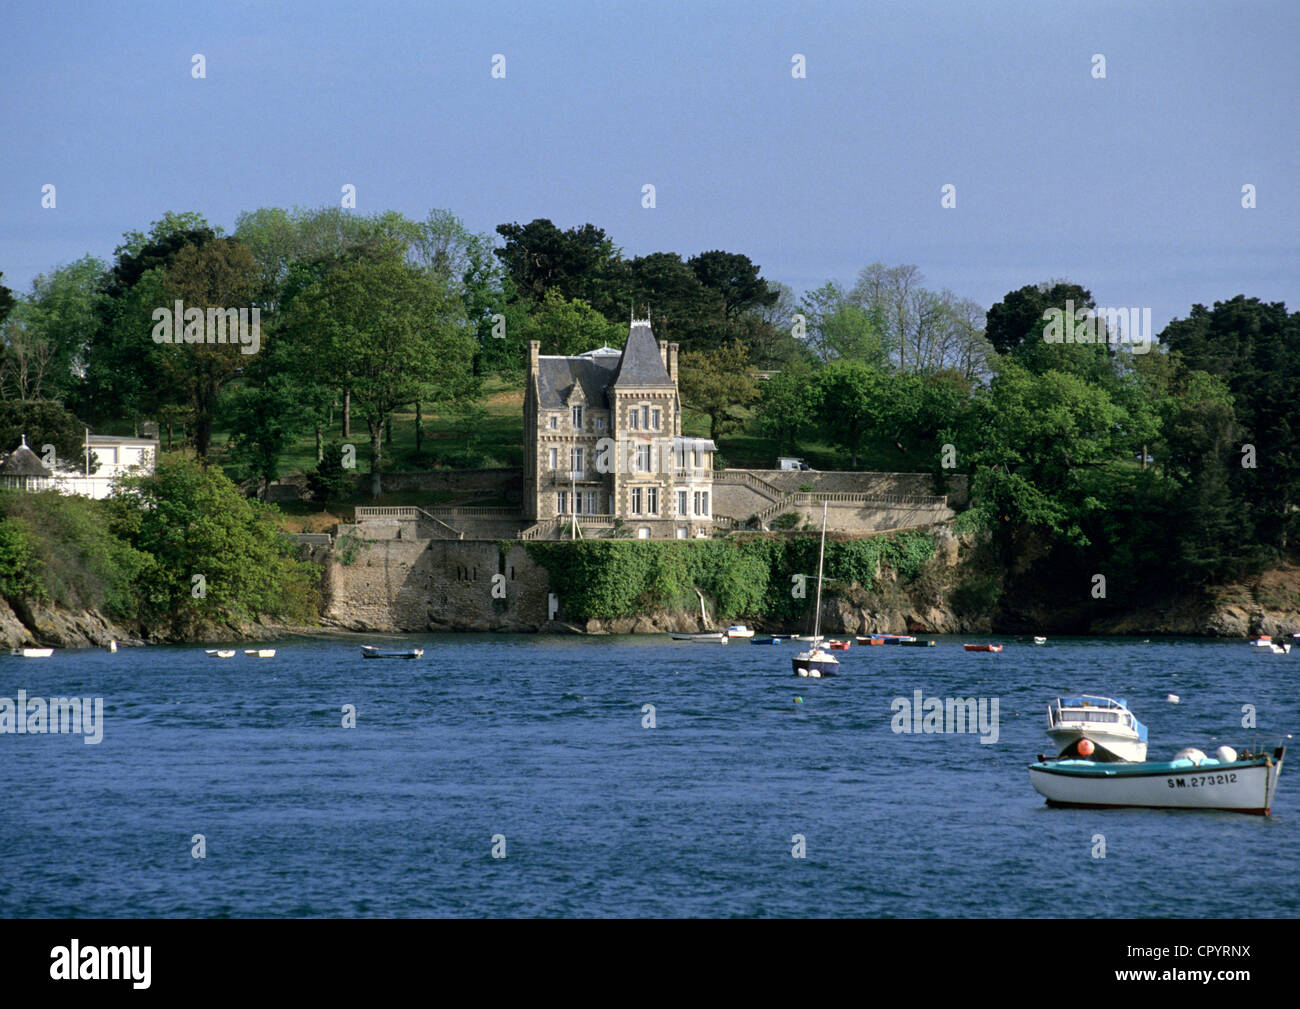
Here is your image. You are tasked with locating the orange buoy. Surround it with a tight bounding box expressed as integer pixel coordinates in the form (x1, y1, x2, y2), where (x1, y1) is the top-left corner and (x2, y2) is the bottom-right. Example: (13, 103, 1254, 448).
(1077, 738, 1095, 757)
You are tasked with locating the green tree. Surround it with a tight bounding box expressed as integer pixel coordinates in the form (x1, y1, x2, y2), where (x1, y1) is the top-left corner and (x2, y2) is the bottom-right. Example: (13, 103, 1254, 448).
(679, 341, 759, 442)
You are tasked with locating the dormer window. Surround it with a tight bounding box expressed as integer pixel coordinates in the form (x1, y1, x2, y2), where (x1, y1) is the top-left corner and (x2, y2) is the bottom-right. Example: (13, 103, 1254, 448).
(548, 416, 558, 430)
(572, 405, 584, 428)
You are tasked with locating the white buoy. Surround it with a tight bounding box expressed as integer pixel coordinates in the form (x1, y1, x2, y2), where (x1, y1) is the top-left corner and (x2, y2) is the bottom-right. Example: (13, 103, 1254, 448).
(1214, 745, 1238, 763)
(1174, 747, 1207, 765)
(1166, 694, 1179, 703)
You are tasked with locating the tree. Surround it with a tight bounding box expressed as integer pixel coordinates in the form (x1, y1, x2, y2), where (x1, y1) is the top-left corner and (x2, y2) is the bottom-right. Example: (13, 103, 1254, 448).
(111, 457, 318, 634)
(0, 272, 15, 327)
(3, 256, 106, 401)
(158, 238, 262, 459)
(494, 218, 625, 318)
(519, 289, 625, 357)
(813, 360, 887, 468)
(626, 252, 722, 350)
(754, 362, 817, 454)
(287, 253, 474, 497)
(678, 341, 759, 442)
(0, 399, 94, 471)
(688, 250, 778, 322)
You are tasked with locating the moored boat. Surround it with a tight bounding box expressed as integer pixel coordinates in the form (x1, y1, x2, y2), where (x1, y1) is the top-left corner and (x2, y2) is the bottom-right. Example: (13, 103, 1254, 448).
(964, 643, 1003, 652)
(1033, 636, 1047, 645)
(1249, 639, 1291, 654)
(882, 634, 915, 645)
(244, 648, 276, 658)
(826, 639, 850, 651)
(791, 503, 839, 679)
(204, 649, 237, 658)
(1046, 695, 1147, 762)
(856, 636, 886, 645)
(360, 645, 424, 659)
(899, 638, 936, 647)
(669, 631, 728, 643)
(724, 624, 755, 639)
(1028, 745, 1286, 815)
(10, 647, 53, 658)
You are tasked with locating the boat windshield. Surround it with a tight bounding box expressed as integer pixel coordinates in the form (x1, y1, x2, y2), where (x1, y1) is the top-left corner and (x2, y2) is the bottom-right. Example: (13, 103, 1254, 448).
(1059, 710, 1121, 724)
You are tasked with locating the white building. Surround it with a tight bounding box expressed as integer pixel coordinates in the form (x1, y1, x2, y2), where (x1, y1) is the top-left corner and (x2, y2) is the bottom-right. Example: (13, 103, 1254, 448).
(1, 434, 159, 500)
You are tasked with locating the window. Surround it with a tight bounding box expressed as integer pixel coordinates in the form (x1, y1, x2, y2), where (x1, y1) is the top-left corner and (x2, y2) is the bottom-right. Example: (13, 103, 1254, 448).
(586, 491, 598, 514)
(636, 445, 651, 472)
(557, 491, 568, 514)
(637, 526, 651, 539)
(647, 487, 658, 515)
(548, 416, 558, 430)
(652, 408, 661, 430)
(572, 405, 583, 428)
(641, 405, 650, 429)
(676, 527, 687, 539)
(678, 490, 687, 516)
(694, 491, 710, 516)
(596, 416, 605, 430)
(692, 449, 699, 468)
(631, 487, 642, 514)
(571, 447, 584, 477)
(628, 409, 639, 430)
(548, 448, 557, 469)
(574, 492, 584, 515)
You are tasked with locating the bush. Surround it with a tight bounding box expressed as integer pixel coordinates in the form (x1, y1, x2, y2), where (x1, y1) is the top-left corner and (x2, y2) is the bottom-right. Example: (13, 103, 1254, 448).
(770, 512, 802, 530)
(310, 442, 356, 502)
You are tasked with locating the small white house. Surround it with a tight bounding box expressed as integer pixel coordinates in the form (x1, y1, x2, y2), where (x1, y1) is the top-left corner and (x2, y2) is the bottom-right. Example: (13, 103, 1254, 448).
(53, 435, 159, 499)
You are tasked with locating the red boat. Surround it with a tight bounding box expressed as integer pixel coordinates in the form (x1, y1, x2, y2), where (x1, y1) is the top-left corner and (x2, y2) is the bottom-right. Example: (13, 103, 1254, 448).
(827, 640, 851, 651)
(856, 636, 886, 645)
(964, 643, 1003, 652)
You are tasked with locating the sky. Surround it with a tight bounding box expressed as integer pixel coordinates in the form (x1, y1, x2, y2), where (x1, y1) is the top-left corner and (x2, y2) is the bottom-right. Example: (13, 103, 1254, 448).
(2, 0, 1297, 333)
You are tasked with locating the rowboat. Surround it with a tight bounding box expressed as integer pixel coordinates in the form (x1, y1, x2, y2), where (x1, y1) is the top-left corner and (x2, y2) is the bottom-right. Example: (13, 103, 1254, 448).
(10, 647, 52, 658)
(244, 649, 276, 658)
(856, 636, 886, 646)
(669, 632, 728, 643)
(1046, 695, 1148, 762)
(1028, 745, 1286, 816)
(826, 639, 851, 651)
(749, 637, 787, 645)
(964, 643, 1003, 652)
(360, 645, 424, 659)
(882, 635, 915, 645)
(792, 504, 839, 678)
(204, 649, 237, 658)
(1033, 636, 1047, 645)
(900, 639, 936, 647)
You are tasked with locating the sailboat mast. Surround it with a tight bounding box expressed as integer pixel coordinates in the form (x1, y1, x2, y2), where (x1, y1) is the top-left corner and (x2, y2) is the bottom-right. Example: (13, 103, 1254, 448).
(813, 502, 827, 641)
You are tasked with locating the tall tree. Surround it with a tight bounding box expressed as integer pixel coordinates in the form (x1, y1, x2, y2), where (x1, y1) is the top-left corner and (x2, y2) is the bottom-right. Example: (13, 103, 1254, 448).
(678, 341, 759, 442)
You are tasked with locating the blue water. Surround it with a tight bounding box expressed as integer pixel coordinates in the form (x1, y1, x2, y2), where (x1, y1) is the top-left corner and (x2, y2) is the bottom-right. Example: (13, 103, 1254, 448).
(0, 635, 1295, 917)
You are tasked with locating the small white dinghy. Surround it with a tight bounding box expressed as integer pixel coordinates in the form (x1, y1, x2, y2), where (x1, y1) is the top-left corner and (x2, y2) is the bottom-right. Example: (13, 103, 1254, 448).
(1249, 640, 1291, 654)
(244, 649, 276, 658)
(204, 649, 237, 658)
(10, 647, 53, 658)
(1033, 636, 1047, 645)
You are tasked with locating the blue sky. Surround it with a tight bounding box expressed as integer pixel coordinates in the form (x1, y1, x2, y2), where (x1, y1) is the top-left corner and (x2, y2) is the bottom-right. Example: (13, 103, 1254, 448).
(2, 0, 1296, 332)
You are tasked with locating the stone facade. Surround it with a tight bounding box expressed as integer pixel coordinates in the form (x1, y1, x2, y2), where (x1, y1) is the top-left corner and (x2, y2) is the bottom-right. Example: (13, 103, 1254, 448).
(523, 319, 716, 539)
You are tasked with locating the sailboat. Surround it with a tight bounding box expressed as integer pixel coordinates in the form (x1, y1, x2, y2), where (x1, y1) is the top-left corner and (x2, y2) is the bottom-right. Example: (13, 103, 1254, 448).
(792, 503, 840, 678)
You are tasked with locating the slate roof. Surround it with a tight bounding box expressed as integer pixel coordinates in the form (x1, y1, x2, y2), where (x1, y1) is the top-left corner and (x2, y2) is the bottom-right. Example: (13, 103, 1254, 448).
(536, 354, 621, 409)
(612, 321, 674, 389)
(535, 321, 674, 409)
(0, 437, 53, 477)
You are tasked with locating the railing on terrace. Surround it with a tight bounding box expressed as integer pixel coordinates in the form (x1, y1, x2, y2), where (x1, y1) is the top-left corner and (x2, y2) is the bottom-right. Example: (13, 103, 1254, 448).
(712, 469, 785, 499)
(355, 506, 419, 519)
(423, 506, 522, 518)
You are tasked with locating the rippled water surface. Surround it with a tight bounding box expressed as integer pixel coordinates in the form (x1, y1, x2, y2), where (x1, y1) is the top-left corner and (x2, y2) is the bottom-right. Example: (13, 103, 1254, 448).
(0, 635, 1295, 917)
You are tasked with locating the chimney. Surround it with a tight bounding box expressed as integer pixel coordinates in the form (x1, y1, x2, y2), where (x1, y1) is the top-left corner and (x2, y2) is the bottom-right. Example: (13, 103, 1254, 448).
(658, 339, 668, 369)
(668, 342, 679, 385)
(529, 340, 540, 375)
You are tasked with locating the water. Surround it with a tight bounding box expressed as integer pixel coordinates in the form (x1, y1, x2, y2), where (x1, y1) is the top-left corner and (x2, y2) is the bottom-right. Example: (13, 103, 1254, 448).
(0, 635, 1295, 917)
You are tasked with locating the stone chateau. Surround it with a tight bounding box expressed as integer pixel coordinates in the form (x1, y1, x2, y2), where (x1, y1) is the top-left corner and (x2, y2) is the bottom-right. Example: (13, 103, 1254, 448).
(523, 318, 717, 539)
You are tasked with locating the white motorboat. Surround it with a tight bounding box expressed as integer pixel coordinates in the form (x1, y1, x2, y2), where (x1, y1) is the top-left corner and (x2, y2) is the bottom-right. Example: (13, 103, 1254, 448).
(1249, 640, 1291, 654)
(10, 647, 53, 658)
(244, 649, 276, 658)
(669, 632, 728, 643)
(1028, 744, 1286, 816)
(204, 649, 237, 658)
(724, 624, 755, 639)
(1046, 695, 1148, 762)
(1033, 636, 1047, 645)
(792, 503, 839, 678)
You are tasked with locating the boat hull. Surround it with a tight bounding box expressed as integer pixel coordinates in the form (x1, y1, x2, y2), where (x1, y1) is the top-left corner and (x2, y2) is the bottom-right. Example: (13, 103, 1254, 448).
(1046, 727, 1147, 762)
(1028, 750, 1284, 815)
(791, 652, 839, 677)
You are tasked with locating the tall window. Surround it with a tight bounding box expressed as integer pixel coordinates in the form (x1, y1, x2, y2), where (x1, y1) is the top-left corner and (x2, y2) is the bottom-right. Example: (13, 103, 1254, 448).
(548, 448, 557, 469)
(678, 490, 687, 516)
(586, 490, 598, 514)
(596, 416, 605, 430)
(574, 492, 585, 514)
(641, 405, 650, 429)
(548, 416, 558, 430)
(557, 491, 568, 514)
(636, 444, 651, 472)
(628, 408, 639, 430)
(631, 487, 643, 514)
(572, 405, 583, 428)
(694, 491, 710, 516)
(571, 446, 584, 477)
(651, 408, 661, 430)
(647, 487, 658, 515)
